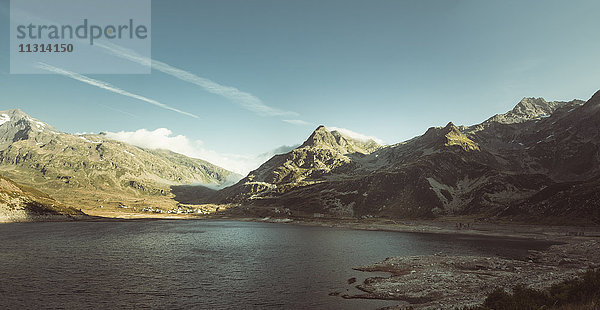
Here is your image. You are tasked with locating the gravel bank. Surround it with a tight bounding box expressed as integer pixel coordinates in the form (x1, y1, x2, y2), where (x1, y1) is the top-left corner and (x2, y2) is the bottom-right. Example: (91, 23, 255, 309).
(345, 238, 600, 309)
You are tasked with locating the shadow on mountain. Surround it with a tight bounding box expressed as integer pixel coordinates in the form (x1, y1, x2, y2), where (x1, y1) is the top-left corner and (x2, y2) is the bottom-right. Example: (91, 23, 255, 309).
(171, 184, 218, 204)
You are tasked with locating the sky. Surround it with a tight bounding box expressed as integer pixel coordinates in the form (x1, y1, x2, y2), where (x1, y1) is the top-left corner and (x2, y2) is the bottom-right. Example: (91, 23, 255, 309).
(1, 0, 600, 174)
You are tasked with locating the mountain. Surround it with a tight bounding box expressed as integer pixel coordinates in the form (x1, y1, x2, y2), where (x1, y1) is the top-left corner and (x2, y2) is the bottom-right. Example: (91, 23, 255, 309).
(216, 91, 600, 224)
(214, 126, 382, 204)
(484, 97, 584, 125)
(0, 109, 241, 212)
(0, 173, 84, 222)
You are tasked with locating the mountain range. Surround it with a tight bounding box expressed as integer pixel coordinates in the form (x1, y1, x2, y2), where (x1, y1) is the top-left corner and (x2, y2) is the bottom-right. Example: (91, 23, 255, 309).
(1, 91, 599, 223)
(212, 92, 600, 224)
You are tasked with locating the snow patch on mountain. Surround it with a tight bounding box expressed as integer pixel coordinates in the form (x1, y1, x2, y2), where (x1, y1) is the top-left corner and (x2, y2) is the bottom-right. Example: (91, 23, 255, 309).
(0, 114, 10, 126)
(78, 136, 102, 144)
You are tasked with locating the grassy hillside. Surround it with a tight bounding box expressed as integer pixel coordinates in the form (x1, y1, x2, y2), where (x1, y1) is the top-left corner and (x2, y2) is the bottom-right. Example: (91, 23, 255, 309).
(0, 173, 84, 222)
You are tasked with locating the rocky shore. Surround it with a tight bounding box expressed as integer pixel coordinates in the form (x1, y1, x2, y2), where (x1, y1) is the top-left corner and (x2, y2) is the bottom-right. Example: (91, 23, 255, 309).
(343, 238, 600, 309)
(0, 211, 89, 223)
(220, 216, 600, 309)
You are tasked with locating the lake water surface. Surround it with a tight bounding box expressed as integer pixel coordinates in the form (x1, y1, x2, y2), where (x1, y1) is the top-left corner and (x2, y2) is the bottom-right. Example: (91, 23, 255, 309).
(0, 220, 554, 309)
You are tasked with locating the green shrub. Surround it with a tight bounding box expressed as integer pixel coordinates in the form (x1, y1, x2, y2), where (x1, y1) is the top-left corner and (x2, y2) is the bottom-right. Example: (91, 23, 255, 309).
(549, 269, 600, 306)
(459, 269, 600, 310)
(483, 285, 551, 310)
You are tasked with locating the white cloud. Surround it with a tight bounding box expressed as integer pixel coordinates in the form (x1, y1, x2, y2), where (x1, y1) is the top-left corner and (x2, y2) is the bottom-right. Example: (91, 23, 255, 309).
(104, 128, 297, 176)
(95, 42, 298, 117)
(327, 126, 385, 145)
(283, 119, 313, 126)
(37, 63, 199, 119)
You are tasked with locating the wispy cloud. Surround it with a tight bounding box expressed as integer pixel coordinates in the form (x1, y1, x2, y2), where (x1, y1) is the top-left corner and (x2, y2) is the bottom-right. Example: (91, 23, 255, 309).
(95, 42, 298, 117)
(98, 104, 139, 118)
(104, 128, 297, 175)
(37, 62, 199, 119)
(283, 119, 313, 126)
(8, 10, 302, 120)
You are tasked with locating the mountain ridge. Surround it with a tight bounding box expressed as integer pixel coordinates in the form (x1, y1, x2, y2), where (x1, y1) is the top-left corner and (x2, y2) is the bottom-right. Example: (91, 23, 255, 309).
(215, 91, 600, 224)
(0, 108, 241, 212)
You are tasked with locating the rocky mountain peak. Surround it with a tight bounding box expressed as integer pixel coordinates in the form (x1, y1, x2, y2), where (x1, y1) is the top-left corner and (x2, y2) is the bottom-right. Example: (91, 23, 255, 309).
(485, 97, 581, 125)
(0, 109, 59, 149)
(508, 97, 555, 120)
(299, 125, 380, 155)
(515, 97, 548, 109)
(423, 122, 458, 137)
(421, 122, 479, 151)
(2, 108, 36, 122)
(0, 109, 56, 130)
(300, 125, 337, 148)
(1, 109, 21, 126)
(443, 122, 459, 132)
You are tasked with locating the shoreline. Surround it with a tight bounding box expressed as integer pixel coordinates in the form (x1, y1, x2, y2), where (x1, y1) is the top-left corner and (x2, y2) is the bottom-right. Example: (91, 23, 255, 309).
(2, 212, 598, 309)
(208, 216, 600, 243)
(4, 211, 598, 241)
(76, 214, 600, 309)
(346, 236, 600, 309)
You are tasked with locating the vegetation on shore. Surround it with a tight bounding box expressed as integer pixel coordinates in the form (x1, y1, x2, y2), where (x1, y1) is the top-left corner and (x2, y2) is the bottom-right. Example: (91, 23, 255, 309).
(460, 269, 600, 310)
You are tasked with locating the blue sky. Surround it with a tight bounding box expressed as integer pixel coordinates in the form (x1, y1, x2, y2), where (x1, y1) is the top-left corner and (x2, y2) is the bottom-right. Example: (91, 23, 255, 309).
(1, 0, 600, 173)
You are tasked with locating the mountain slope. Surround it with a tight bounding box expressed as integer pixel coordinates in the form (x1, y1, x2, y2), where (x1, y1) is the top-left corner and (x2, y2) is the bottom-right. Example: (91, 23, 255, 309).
(0, 173, 84, 222)
(0, 109, 241, 211)
(217, 91, 600, 224)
